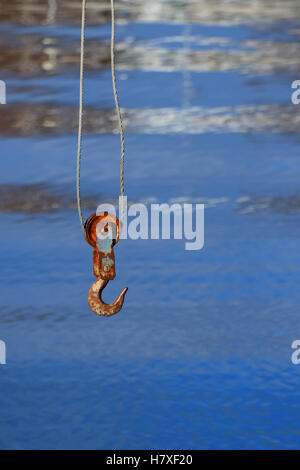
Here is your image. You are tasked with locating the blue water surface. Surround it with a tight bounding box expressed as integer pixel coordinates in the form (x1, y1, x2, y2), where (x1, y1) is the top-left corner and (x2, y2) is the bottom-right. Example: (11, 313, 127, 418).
(0, 0, 300, 450)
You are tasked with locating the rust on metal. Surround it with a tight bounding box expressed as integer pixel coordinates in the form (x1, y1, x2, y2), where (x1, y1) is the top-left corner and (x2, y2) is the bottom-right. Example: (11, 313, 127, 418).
(85, 212, 127, 317)
(88, 278, 128, 317)
(84, 211, 120, 248)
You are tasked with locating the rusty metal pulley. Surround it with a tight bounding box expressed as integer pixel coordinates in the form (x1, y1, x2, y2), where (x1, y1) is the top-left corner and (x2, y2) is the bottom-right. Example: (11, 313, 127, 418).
(84, 212, 128, 317)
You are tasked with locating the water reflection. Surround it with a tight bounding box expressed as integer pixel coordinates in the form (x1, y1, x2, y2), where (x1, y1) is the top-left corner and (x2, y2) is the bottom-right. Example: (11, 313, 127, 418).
(1, 0, 300, 26)
(237, 196, 300, 214)
(1, 33, 300, 77)
(0, 183, 98, 214)
(0, 183, 231, 214)
(1, 0, 299, 144)
(0, 103, 299, 137)
(3, 181, 300, 217)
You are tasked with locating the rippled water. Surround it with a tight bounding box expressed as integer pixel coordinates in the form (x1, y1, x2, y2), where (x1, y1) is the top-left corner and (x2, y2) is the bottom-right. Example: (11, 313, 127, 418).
(1, 0, 300, 450)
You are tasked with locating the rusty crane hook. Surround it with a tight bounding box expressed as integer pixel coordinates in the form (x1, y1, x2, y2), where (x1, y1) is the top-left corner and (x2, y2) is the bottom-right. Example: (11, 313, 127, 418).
(88, 279, 128, 317)
(85, 212, 128, 317)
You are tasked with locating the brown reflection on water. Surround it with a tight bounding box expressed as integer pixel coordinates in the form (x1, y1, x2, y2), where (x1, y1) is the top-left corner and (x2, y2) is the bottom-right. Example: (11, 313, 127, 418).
(0, 103, 123, 136)
(0, 33, 299, 77)
(1, 1, 299, 78)
(0, 183, 156, 215)
(2, 182, 300, 216)
(0, 36, 111, 76)
(0, 183, 98, 214)
(1, 0, 300, 26)
(0, 0, 110, 26)
(0, 103, 299, 137)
